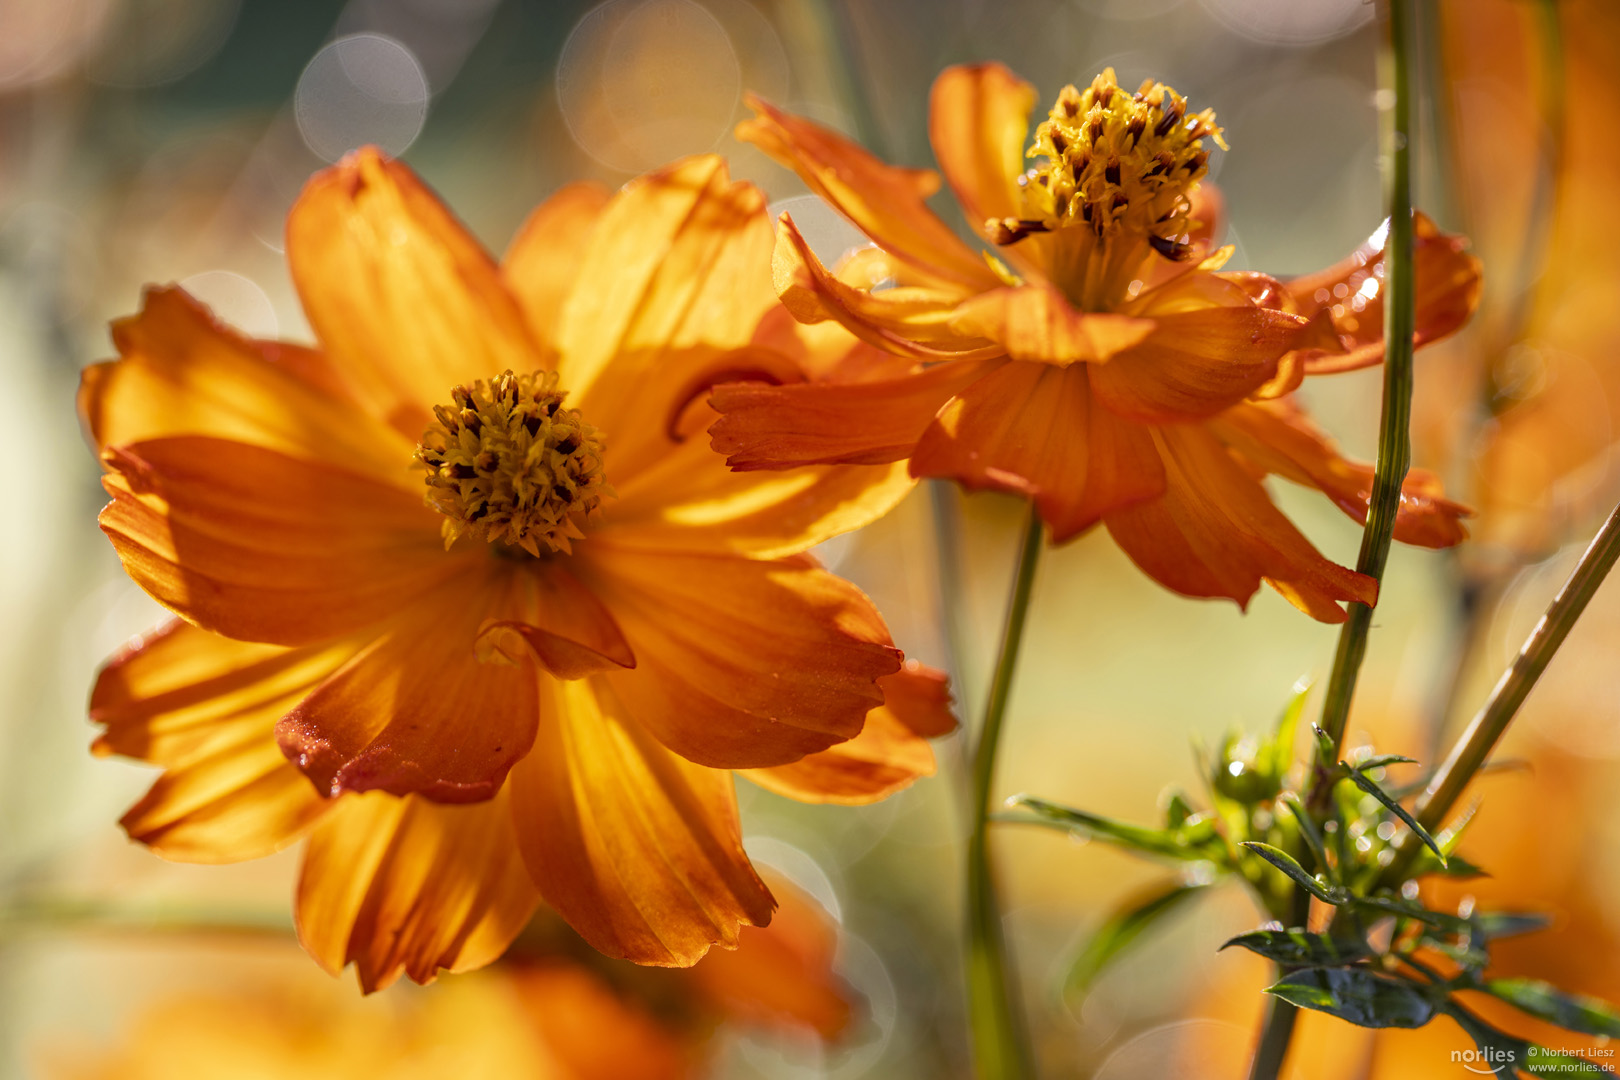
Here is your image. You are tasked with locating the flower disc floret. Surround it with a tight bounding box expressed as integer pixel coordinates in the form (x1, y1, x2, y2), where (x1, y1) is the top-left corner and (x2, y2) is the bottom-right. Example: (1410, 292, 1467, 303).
(992, 68, 1226, 255)
(416, 369, 611, 555)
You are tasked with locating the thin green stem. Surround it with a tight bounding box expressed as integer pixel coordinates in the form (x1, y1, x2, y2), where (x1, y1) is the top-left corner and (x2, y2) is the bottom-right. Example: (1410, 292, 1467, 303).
(966, 505, 1042, 1080)
(0, 897, 292, 939)
(1257, 4, 1416, 1078)
(1380, 502, 1620, 883)
(1309, 0, 1418, 805)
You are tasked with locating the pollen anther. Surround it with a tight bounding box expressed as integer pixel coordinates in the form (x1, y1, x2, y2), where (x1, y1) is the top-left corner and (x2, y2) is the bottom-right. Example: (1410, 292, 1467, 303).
(415, 369, 612, 556)
(1007, 68, 1227, 250)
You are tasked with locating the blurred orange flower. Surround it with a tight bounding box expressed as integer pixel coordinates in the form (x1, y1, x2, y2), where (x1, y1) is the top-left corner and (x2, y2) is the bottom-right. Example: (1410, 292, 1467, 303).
(48, 876, 857, 1080)
(713, 64, 1481, 622)
(80, 149, 955, 987)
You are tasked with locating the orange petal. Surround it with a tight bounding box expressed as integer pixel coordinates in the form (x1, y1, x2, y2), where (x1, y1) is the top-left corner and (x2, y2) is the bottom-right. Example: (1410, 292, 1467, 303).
(98, 436, 457, 646)
(81, 287, 415, 487)
(1093, 274, 1307, 422)
(1284, 212, 1483, 376)
(92, 621, 351, 862)
(912, 361, 1165, 542)
(508, 965, 694, 1080)
(929, 62, 1037, 238)
(556, 156, 782, 481)
(296, 787, 540, 992)
(772, 215, 1003, 361)
(1211, 398, 1472, 549)
(577, 549, 901, 768)
(708, 358, 997, 469)
(951, 284, 1156, 366)
(743, 661, 956, 805)
(601, 431, 918, 560)
(508, 676, 775, 966)
(688, 874, 853, 1039)
(1103, 424, 1378, 622)
(738, 95, 1000, 292)
(287, 147, 543, 431)
(475, 561, 635, 680)
(501, 180, 612, 357)
(276, 566, 540, 803)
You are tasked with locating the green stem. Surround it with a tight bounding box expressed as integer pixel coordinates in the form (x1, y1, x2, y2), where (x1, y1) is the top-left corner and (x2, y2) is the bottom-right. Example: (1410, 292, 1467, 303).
(1309, 0, 1418, 805)
(0, 897, 292, 939)
(1380, 502, 1620, 882)
(967, 505, 1043, 1080)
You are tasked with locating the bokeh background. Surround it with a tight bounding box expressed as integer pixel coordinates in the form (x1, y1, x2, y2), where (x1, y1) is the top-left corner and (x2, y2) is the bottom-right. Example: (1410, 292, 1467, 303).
(3, 0, 1619, 1076)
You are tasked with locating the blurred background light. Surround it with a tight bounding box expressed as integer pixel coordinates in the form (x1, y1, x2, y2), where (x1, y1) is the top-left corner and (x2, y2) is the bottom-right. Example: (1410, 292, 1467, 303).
(84, 0, 241, 88)
(294, 33, 430, 163)
(1199, 0, 1373, 46)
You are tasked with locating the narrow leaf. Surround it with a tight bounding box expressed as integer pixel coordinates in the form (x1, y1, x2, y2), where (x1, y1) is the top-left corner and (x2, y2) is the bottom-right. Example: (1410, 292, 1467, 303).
(1278, 794, 1335, 885)
(1352, 895, 1473, 934)
(1063, 881, 1210, 999)
(1341, 762, 1447, 866)
(1266, 967, 1437, 1028)
(1473, 911, 1552, 941)
(1348, 753, 1418, 771)
(1485, 978, 1620, 1038)
(1005, 795, 1218, 861)
(1263, 680, 1312, 780)
(1241, 842, 1346, 904)
(1222, 928, 1374, 968)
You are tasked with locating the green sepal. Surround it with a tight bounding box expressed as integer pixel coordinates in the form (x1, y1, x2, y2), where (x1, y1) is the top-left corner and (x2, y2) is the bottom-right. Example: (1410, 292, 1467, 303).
(1003, 795, 1220, 861)
(1063, 880, 1211, 1000)
(1265, 967, 1437, 1028)
(1221, 928, 1374, 967)
(1484, 977, 1620, 1038)
(1241, 841, 1347, 904)
(1340, 761, 1447, 867)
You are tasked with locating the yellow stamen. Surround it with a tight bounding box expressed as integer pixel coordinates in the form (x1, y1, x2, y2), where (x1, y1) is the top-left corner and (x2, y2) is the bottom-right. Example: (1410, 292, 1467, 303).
(415, 369, 612, 556)
(994, 69, 1226, 256)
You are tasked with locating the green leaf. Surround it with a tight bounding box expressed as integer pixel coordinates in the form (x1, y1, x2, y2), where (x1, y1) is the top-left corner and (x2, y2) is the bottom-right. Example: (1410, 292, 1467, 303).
(1278, 794, 1335, 885)
(1222, 928, 1373, 967)
(1409, 848, 1487, 879)
(1444, 1002, 1614, 1078)
(1348, 753, 1419, 771)
(1266, 967, 1437, 1028)
(1341, 762, 1447, 866)
(1063, 881, 1210, 999)
(1003, 795, 1219, 861)
(1351, 895, 1473, 934)
(1485, 978, 1620, 1038)
(1241, 842, 1347, 904)
(1473, 912, 1552, 941)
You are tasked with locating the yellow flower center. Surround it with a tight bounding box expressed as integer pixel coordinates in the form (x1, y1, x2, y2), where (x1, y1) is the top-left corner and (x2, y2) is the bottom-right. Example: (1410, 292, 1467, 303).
(991, 68, 1225, 257)
(415, 369, 611, 556)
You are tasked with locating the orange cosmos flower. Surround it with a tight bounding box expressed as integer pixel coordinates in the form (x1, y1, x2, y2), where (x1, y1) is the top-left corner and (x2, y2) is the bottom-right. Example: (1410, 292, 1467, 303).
(711, 64, 1482, 622)
(79, 149, 955, 987)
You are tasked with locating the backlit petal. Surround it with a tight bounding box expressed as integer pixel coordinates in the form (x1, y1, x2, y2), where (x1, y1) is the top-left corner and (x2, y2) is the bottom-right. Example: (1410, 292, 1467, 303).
(508, 965, 693, 1080)
(772, 215, 1002, 361)
(474, 561, 635, 680)
(91, 621, 351, 862)
(509, 676, 775, 966)
(1104, 424, 1378, 622)
(276, 565, 540, 803)
(296, 787, 539, 992)
(1211, 398, 1472, 549)
(577, 549, 901, 768)
(951, 284, 1155, 366)
(287, 147, 542, 431)
(743, 661, 956, 804)
(1284, 212, 1483, 375)
(558, 156, 782, 481)
(98, 436, 456, 646)
(1093, 274, 1307, 421)
(80, 287, 415, 487)
(708, 359, 997, 469)
(912, 361, 1165, 542)
(501, 180, 612, 357)
(601, 430, 918, 559)
(929, 62, 1038, 237)
(739, 95, 1000, 291)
